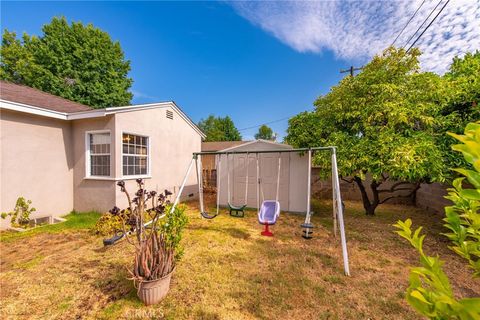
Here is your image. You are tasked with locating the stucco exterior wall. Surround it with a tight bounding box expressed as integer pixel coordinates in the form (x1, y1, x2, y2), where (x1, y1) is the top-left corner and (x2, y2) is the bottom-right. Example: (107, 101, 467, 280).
(0, 109, 74, 228)
(1, 103, 202, 224)
(113, 106, 201, 209)
(72, 116, 116, 213)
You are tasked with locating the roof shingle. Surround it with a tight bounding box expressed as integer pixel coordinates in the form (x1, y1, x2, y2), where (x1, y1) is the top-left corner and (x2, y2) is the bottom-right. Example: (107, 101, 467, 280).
(0, 80, 92, 113)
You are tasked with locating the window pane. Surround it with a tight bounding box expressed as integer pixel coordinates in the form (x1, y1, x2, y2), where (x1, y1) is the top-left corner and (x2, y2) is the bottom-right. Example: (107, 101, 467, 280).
(122, 134, 149, 176)
(89, 133, 110, 176)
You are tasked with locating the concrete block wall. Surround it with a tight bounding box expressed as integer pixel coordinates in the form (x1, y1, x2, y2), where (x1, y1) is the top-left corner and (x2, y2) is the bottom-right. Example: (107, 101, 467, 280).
(415, 182, 451, 214)
(311, 168, 415, 205)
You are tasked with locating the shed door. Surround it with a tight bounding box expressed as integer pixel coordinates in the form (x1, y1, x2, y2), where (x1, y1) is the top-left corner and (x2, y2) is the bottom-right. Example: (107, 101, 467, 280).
(230, 154, 259, 208)
(256, 153, 289, 210)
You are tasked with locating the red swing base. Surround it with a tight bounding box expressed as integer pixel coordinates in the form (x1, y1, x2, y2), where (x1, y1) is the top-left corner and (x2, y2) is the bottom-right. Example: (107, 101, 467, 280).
(261, 223, 274, 237)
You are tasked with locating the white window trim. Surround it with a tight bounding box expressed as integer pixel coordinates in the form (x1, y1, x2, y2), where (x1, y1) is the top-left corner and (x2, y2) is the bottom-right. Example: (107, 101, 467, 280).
(85, 130, 112, 179)
(121, 131, 152, 179)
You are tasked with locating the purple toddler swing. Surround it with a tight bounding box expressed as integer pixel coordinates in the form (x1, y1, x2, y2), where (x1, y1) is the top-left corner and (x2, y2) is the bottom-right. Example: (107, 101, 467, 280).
(257, 154, 282, 236)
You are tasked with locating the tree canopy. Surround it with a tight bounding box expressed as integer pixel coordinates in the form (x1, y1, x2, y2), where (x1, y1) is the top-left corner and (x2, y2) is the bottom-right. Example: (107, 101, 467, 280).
(286, 47, 479, 215)
(0, 17, 133, 108)
(198, 115, 242, 142)
(254, 125, 274, 140)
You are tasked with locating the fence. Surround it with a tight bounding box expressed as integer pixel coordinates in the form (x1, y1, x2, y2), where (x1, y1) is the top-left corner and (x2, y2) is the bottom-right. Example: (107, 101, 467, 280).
(202, 169, 217, 190)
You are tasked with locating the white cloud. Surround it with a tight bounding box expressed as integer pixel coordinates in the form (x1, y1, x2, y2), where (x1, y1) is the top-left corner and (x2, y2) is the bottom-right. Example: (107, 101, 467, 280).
(230, 0, 480, 74)
(131, 90, 159, 102)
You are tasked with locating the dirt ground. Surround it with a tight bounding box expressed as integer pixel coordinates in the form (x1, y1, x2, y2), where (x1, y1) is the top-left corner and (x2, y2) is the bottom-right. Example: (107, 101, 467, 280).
(0, 200, 478, 319)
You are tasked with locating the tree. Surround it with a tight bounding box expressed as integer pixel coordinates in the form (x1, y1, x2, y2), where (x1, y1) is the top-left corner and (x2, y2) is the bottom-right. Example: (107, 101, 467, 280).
(439, 51, 480, 168)
(198, 115, 242, 142)
(286, 47, 450, 215)
(254, 125, 274, 140)
(0, 17, 132, 108)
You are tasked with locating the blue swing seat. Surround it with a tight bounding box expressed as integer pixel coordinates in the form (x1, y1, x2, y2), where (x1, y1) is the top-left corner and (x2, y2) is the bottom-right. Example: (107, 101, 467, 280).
(258, 200, 280, 225)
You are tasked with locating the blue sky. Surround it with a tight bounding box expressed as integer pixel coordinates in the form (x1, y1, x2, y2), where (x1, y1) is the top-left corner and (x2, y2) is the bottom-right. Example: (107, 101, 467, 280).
(1, 1, 478, 140)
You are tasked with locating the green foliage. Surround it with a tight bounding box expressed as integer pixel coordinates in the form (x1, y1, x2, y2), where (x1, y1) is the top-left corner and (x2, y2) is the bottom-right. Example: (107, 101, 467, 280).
(198, 115, 242, 141)
(443, 122, 480, 276)
(285, 47, 479, 215)
(0, 16, 132, 108)
(254, 124, 274, 140)
(439, 51, 480, 168)
(394, 219, 480, 319)
(287, 47, 447, 183)
(159, 205, 188, 261)
(1, 197, 36, 228)
(92, 212, 124, 236)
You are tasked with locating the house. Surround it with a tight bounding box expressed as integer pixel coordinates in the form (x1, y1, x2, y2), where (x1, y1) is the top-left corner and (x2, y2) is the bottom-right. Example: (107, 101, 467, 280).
(0, 81, 204, 228)
(213, 140, 310, 213)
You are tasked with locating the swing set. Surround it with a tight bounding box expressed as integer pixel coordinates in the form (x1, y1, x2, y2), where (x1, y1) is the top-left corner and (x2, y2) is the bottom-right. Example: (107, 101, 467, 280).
(104, 145, 350, 276)
(181, 146, 350, 276)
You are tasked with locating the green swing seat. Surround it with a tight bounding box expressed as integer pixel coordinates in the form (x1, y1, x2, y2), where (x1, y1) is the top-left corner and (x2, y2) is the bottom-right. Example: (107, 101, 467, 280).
(228, 202, 247, 217)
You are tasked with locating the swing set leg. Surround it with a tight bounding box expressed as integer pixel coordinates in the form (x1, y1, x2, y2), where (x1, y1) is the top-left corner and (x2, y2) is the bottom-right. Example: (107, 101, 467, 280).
(261, 223, 273, 237)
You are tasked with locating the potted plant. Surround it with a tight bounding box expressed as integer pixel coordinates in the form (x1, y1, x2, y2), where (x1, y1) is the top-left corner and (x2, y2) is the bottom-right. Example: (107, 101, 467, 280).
(111, 179, 188, 305)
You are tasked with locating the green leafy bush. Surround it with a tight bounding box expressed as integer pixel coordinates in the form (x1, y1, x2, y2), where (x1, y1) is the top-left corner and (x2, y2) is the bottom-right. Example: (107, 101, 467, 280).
(394, 219, 479, 319)
(92, 212, 124, 236)
(158, 204, 188, 261)
(394, 122, 480, 319)
(443, 122, 480, 276)
(1, 197, 36, 228)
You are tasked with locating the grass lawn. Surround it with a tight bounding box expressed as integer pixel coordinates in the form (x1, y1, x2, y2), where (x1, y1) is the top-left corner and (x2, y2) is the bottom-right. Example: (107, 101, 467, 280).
(0, 200, 478, 319)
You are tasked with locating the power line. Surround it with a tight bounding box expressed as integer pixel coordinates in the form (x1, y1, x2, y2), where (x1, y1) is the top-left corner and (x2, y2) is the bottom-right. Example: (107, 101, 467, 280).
(402, 0, 444, 50)
(390, 0, 427, 47)
(238, 116, 292, 132)
(238, 108, 315, 132)
(406, 0, 450, 53)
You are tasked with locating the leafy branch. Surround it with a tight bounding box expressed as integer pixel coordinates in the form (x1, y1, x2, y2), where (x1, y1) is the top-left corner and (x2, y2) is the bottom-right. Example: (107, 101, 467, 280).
(394, 219, 480, 319)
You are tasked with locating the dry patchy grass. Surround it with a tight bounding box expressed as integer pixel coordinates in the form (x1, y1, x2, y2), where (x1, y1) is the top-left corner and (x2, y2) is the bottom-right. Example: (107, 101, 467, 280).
(0, 200, 478, 319)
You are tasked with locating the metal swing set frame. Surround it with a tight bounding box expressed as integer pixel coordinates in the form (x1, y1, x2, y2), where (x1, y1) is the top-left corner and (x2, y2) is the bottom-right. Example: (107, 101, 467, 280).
(175, 146, 350, 276)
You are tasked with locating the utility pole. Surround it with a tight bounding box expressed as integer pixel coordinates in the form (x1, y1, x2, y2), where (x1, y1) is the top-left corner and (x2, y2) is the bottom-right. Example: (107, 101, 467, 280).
(340, 66, 363, 77)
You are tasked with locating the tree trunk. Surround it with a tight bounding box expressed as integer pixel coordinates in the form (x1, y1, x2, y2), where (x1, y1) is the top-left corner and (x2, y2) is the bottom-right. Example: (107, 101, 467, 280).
(352, 176, 420, 216)
(353, 176, 381, 216)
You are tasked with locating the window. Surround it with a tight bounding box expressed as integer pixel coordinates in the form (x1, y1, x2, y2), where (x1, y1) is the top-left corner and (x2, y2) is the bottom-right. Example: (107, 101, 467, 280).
(122, 133, 149, 176)
(88, 132, 111, 177)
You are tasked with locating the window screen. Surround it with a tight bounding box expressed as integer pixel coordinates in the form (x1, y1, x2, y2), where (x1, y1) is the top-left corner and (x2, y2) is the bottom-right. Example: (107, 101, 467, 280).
(122, 133, 148, 176)
(89, 132, 111, 176)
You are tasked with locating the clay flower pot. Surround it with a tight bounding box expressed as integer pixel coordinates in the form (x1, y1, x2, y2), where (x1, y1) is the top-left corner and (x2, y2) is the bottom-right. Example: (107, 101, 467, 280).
(136, 268, 175, 306)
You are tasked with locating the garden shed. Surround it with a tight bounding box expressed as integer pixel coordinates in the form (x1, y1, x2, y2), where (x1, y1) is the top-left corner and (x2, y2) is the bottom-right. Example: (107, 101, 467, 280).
(215, 140, 310, 213)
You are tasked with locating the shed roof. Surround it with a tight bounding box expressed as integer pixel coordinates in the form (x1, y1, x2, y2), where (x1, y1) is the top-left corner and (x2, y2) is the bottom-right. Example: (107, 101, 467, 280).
(202, 141, 247, 152)
(0, 80, 92, 113)
(220, 140, 292, 152)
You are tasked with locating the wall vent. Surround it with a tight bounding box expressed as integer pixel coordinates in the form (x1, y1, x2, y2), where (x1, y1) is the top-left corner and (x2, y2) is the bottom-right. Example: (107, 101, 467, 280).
(166, 110, 174, 120)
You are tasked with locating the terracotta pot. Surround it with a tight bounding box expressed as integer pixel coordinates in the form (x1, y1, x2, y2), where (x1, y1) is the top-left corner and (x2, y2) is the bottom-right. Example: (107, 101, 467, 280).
(136, 268, 175, 306)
